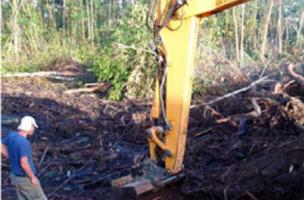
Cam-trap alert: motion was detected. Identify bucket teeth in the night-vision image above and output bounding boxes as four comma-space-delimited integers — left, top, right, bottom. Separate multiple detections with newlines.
111, 157, 180, 199
113, 179, 155, 200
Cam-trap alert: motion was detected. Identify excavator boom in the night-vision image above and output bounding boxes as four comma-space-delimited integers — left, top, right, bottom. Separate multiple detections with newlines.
112, 0, 253, 198
151, 0, 252, 174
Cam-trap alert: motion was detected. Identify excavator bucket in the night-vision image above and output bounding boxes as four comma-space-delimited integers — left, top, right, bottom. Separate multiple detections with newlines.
112, 176, 154, 199
111, 157, 182, 200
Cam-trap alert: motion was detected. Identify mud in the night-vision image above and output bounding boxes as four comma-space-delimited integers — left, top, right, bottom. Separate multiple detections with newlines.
1, 65, 304, 200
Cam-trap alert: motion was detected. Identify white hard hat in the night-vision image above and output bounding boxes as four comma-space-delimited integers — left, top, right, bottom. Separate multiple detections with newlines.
18, 116, 38, 132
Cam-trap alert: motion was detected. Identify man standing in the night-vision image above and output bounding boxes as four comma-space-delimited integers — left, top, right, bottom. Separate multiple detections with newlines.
1, 116, 48, 200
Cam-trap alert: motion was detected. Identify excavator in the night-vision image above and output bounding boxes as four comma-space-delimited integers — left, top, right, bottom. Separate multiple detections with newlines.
112, 0, 252, 199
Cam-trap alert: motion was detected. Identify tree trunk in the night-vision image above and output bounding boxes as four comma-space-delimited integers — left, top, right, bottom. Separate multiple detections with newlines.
277, 0, 283, 54
24, 2, 39, 53
81, 0, 86, 41
12, 0, 22, 61
233, 8, 240, 63
260, 0, 274, 61
86, 0, 91, 40
253, 0, 258, 50
81, 18, 86, 41
90, 0, 95, 45
296, 12, 304, 47
47, 0, 56, 29
62, 0, 68, 36
108, 0, 112, 26
240, 4, 245, 68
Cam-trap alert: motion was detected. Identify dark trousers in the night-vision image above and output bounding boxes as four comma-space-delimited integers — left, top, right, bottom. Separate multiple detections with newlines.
10, 173, 48, 200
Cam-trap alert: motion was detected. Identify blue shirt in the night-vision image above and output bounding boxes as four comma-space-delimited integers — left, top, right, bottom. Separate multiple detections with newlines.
2, 132, 36, 176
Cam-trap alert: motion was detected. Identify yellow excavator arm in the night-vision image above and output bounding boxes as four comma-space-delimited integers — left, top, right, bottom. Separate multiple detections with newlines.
150, 0, 252, 174
112, 0, 252, 198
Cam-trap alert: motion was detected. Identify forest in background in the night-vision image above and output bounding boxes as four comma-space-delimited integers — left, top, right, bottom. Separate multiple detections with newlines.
1, 0, 304, 100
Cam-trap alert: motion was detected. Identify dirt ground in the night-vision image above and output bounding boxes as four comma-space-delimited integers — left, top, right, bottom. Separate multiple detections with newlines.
1, 63, 304, 200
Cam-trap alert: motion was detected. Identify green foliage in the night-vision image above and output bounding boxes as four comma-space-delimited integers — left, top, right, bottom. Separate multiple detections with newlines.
90, 4, 155, 100
90, 50, 130, 100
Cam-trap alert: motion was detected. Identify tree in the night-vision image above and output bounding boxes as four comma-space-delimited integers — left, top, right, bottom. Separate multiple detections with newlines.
260, 0, 274, 61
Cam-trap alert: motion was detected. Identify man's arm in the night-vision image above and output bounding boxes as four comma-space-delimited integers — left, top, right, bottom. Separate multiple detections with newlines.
20, 157, 39, 186
1, 144, 9, 159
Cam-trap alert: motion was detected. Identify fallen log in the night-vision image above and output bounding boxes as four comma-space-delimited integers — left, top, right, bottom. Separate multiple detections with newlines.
47, 163, 89, 198
2, 115, 19, 125
2, 71, 77, 78
47, 76, 75, 81
200, 104, 238, 127
191, 76, 270, 108
64, 83, 109, 94
194, 127, 215, 137
287, 63, 304, 84
39, 147, 49, 167
215, 98, 263, 132
245, 191, 260, 200
251, 98, 262, 116
38, 161, 52, 177
84, 83, 100, 87
216, 110, 262, 125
